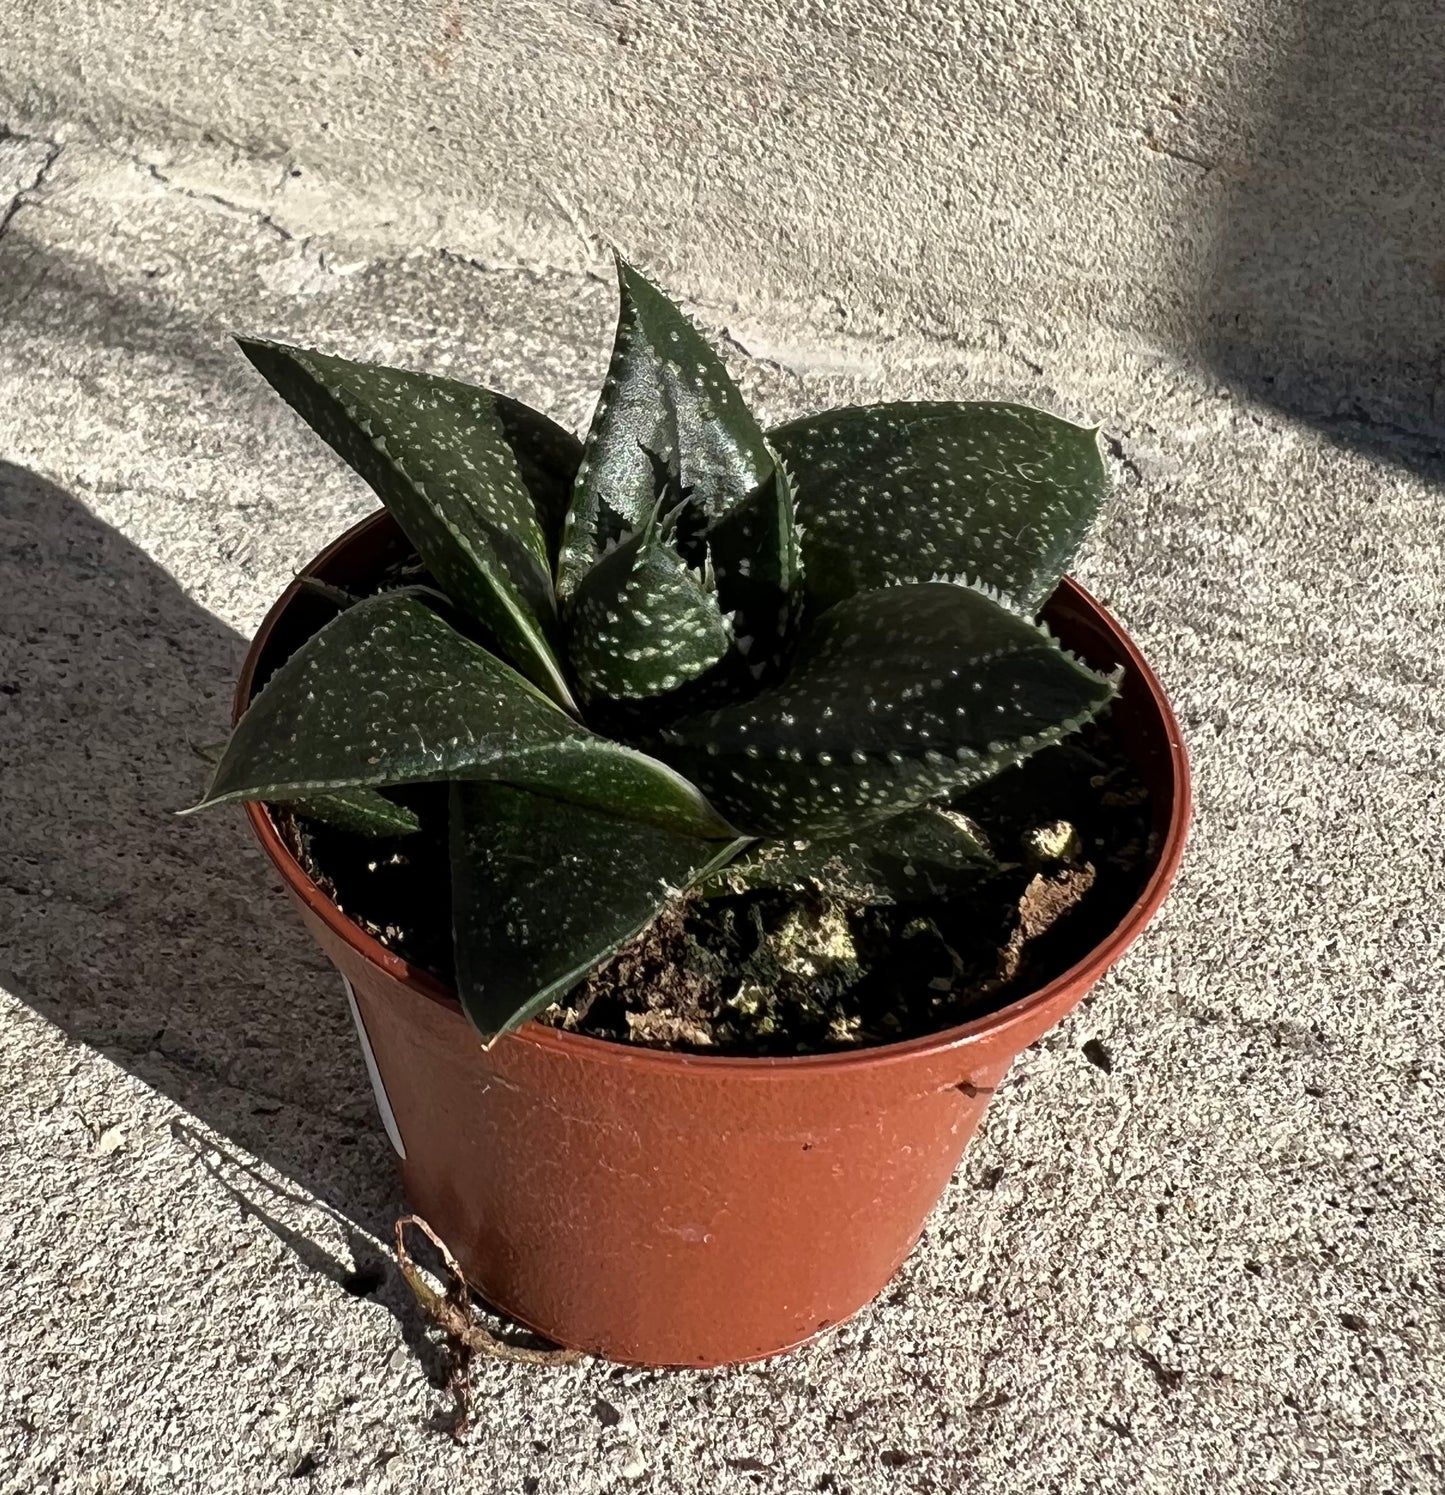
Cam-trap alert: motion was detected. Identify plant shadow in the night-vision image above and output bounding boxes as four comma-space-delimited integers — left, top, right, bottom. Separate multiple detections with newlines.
0, 458, 412, 1285
168, 1120, 452, 1389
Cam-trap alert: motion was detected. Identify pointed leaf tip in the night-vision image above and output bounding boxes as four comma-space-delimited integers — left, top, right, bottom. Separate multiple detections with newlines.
237, 337, 579, 711
557, 262, 772, 600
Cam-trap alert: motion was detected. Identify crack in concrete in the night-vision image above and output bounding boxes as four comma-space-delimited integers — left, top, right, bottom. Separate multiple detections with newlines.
1142, 129, 1217, 174
3, 129, 960, 378
1104, 433, 1144, 486
139, 158, 300, 246
7, 129, 1111, 395
0, 125, 64, 242
431, 243, 601, 285
717, 326, 806, 383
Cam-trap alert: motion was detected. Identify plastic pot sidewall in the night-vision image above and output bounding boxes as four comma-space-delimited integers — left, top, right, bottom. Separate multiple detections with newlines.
236, 510, 1192, 1366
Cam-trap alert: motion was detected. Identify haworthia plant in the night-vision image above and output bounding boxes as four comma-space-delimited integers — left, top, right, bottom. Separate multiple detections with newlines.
194, 255, 1118, 1044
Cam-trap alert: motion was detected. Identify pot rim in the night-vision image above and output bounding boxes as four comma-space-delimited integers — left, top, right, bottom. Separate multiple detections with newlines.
239, 509, 1191, 1077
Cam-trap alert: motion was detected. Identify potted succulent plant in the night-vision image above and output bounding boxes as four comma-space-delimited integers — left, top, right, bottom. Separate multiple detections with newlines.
191, 259, 1189, 1367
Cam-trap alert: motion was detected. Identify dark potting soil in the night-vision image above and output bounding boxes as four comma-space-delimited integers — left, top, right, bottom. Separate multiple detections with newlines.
276, 715, 1154, 1057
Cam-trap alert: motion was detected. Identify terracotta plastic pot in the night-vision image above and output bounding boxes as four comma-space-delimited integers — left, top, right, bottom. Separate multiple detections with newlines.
237, 510, 1190, 1368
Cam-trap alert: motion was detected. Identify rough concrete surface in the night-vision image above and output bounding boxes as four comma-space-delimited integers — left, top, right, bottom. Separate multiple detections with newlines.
1, 120, 1443, 1494
5, 1, 1445, 438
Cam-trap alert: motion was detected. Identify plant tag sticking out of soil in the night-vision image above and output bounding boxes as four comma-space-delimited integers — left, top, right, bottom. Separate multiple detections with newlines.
342, 977, 407, 1159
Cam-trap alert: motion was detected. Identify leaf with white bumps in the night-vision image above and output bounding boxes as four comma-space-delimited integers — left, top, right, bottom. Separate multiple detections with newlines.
557, 258, 773, 600
769, 402, 1106, 616
450, 782, 748, 1043
709, 805, 993, 903
238, 339, 579, 710
659, 583, 1116, 835
567, 515, 732, 702
192, 736, 419, 837
192, 592, 734, 839
285, 789, 421, 837
704, 448, 804, 687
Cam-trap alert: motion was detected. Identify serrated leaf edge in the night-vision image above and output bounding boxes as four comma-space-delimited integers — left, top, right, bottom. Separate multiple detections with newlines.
570, 521, 735, 703
927, 571, 1033, 618
658, 688, 1111, 775
769, 399, 1103, 440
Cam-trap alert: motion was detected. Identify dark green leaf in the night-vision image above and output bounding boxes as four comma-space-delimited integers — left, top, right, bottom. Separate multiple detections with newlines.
285, 789, 422, 837
770, 402, 1106, 615
557, 258, 772, 599
489, 395, 584, 557
189, 591, 734, 839
190, 736, 420, 836
704, 448, 803, 686
659, 583, 1116, 835
450, 782, 749, 1043
708, 806, 992, 903
237, 338, 578, 710
567, 512, 732, 702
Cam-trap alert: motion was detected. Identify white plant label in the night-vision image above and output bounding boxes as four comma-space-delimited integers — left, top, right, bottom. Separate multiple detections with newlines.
341, 976, 407, 1160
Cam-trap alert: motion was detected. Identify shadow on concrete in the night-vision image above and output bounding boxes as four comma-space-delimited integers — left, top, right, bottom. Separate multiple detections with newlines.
169, 1120, 452, 1388
0, 229, 244, 386
0, 459, 408, 1259
1199, 0, 1445, 472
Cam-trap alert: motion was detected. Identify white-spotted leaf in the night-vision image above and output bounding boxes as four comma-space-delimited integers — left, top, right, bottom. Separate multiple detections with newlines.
770, 402, 1106, 616
567, 518, 732, 702
659, 583, 1116, 835
704, 448, 803, 686
193, 592, 734, 840
238, 339, 580, 710
450, 782, 750, 1043
556, 259, 773, 599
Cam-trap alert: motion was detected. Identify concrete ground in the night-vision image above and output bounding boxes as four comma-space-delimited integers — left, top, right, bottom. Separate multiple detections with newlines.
1, 126, 1443, 1494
